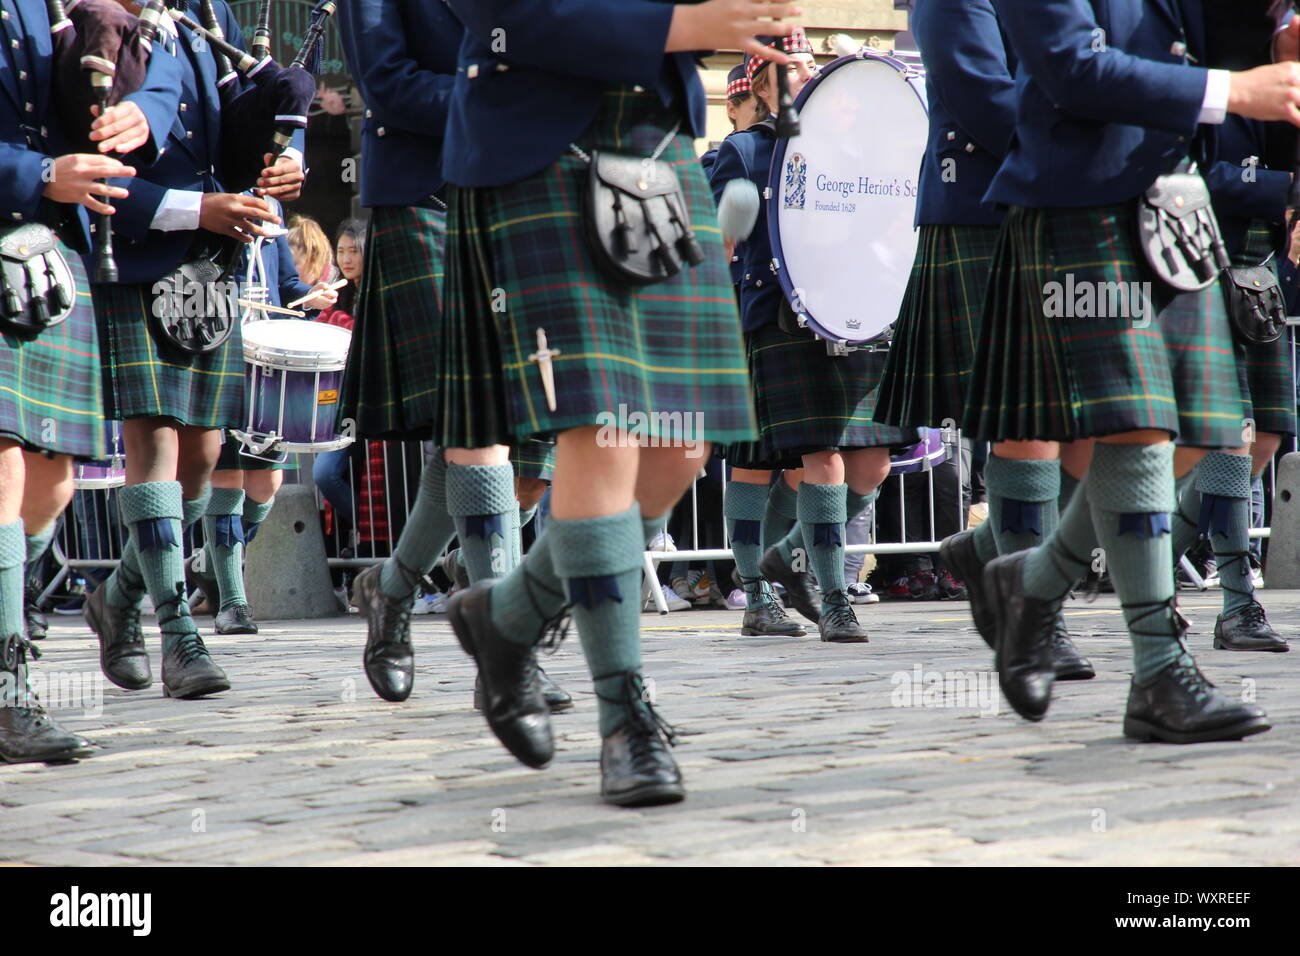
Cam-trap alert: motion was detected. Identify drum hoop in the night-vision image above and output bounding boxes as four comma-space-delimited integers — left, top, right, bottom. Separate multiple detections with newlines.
245, 352, 348, 372
766, 52, 928, 346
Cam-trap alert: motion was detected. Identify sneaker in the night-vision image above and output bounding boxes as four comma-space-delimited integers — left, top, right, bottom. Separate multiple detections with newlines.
725, 587, 747, 610
935, 568, 968, 600
662, 585, 691, 612
846, 582, 879, 604
410, 591, 438, 615
886, 576, 913, 600
909, 570, 941, 600
647, 530, 676, 552
427, 592, 452, 614
691, 572, 713, 604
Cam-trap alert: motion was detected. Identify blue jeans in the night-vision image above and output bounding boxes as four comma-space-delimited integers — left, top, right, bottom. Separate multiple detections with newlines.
313, 449, 354, 524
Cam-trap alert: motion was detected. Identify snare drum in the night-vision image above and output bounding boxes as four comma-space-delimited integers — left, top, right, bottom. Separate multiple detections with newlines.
768, 53, 928, 347
73, 421, 126, 490
233, 319, 354, 455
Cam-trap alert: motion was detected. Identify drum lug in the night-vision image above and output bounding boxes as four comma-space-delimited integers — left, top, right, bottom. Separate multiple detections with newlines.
826, 340, 850, 357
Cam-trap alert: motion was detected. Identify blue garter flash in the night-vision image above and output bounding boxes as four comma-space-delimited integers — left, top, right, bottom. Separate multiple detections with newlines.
1118, 512, 1171, 539
464, 513, 505, 540
1196, 494, 1233, 539
812, 522, 842, 548
1000, 499, 1042, 536
135, 517, 177, 552
214, 514, 245, 548
732, 520, 761, 546
567, 574, 623, 609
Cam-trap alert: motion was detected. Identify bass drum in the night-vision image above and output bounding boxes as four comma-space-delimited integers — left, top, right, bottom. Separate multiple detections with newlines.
768, 52, 928, 346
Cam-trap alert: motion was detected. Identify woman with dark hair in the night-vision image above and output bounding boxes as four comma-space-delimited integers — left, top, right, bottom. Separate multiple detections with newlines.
313, 218, 369, 528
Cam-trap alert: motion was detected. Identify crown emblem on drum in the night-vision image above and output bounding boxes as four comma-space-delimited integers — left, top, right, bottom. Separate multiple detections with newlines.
783, 152, 807, 210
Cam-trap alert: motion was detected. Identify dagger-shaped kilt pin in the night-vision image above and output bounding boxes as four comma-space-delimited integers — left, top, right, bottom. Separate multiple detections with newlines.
529, 328, 561, 412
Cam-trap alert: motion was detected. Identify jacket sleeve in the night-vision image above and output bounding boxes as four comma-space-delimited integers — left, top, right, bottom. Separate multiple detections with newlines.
105, 174, 169, 240
708, 136, 751, 208
275, 233, 312, 304
916, 0, 1017, 158
446, 0, 672, 86
0, 142, 52, 223
1205, 159, 1291, 223
120, 39, 183, 166
992, 0, 1206, 136
344, 0, 456, 135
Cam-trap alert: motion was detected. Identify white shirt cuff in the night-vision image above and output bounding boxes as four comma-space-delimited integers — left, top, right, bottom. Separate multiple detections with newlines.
150, 188, 203, 232
1197, 69, 1231, 126
281, 147, 306, 176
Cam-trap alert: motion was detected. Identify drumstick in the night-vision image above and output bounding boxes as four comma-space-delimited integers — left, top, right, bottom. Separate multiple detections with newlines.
285, 278, 347, 310
237, 298, 306, 317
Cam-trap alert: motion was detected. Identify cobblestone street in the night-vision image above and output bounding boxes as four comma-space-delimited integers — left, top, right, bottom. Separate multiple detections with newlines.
3, 591, 1299, 866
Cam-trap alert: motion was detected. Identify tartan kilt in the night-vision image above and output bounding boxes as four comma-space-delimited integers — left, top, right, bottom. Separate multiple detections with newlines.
93, 282, 245, 428
747, 320, 911, 461
875, 223, 1001, 428
1232, 223, 1296, 438
0, 241, 104, 459
215, 432, 295, 470
962, 203, 1245, 448
338, 204, 446, 440
437, 87, 756, 450
511, 438, 556, 482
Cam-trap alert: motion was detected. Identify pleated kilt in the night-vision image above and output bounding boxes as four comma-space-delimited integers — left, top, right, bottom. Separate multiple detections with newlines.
744, 320, 910, 463
93, 282, 245, 428
338, 204, 446, 440
0, 241, 104, 459
1233, 223, 1295, 438
962, 203, 1245, 448
437, 87, 756, 450
874, 222, 1001, 428
511, 438, 556, 482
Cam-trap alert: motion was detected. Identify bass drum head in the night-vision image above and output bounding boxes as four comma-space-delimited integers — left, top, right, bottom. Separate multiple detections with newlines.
768, 53, 928, 344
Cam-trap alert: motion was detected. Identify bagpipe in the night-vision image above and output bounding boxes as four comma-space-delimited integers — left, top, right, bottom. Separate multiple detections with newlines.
47, 0, 172, 284
169, 0, 337, 193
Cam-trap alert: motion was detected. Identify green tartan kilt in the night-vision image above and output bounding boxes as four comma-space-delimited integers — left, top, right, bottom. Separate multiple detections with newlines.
875, 223, 1000, 429
93, 282, 245, 429
746, 320, 910, 462
1232, 223, 1296, 438
511, 438, 556, 482
339, 204, 446, 440
437, 88, 756, 450
0, 241, 104, 459
215, 432, 295, 470
962, 203, 1246, 448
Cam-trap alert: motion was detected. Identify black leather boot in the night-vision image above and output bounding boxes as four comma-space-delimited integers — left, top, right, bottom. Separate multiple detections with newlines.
817, 589, 868, 643
597, 671, 684, 807
474, 668, 574, 712
448, 580, 553, 768
215, 604, 259, 635
939, 529, 995, 646
985, 552, 1058, 721
0, 633, 96, 763
23, 581, 47, 640
1051, 615, 1095, 680
1124, 648, 1271, 743
351, 563, 415, 702
1214, 601, 1289, 652
83, 579, 152, 690
740, 579, 806, 636
759, 545, 820, 623
157, 586, 230, 699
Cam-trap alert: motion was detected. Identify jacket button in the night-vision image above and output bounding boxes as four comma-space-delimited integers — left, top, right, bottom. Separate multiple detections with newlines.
946, 130, 956, 141
180, 103, 188, 112
377, 127, 386, 137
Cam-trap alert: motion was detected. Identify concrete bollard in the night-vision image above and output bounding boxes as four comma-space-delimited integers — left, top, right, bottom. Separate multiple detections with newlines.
1265, 452, 1300, 589
244, 484, 341, 618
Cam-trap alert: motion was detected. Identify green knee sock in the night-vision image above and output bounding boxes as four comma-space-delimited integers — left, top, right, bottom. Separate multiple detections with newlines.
763, 476, 799, 551
797, 482, 848, 613
1020, 474, 1097, 601
25, 525, 54, 569
1169, 471, 1199, 561
971, 520, 999, 564
847, 488, 876, 523
183, 489, 210, 533
725, 481, 769, 609
1088, 444, 1181, 682
505, 506, 522, 570
986, 455, 1061, 555
0, 521, 26, 638
550, 507, 646, 737
381, 452, 455, 600
1059, 467, 1079, 513
103, 483, 193, 611
488, 530, 566, 646
243, 496, 275, 545
445, 463, 515, 581
119, 482, 194, 653
202, 488, 246, 611
1195, 452, 1255, 617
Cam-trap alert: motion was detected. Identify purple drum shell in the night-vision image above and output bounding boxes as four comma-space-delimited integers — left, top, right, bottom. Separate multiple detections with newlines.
245, 363, 345, 448
73, 462, 126, 489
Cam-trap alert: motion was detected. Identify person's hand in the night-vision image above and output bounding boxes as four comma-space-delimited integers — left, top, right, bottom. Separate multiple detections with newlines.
300, 281, 339, 311
1275, 17, 1300, 63
1227, 62, 1300, 126
88, 101, 151, 155
1289, 216, 1300, 266
42, 154, 135, 215
316, 81, 346, 116
256, 153, 305, 202
667, 0, 801, 62
724, 238, 736, 262
199, 192, 281, 242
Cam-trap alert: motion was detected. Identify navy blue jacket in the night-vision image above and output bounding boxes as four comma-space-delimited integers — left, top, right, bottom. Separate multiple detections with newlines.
709, 121, 780, 333
1202, 116, 1291, 260
913, 0, 1017, 226
988, 0, 1209, 208
442, 0, 707, 187
95, 1, 304, 284
336, 0, 461, 207
0, 0, 180, 249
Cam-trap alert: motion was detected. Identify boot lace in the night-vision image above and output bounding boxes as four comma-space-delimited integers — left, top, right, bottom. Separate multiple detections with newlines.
596, 670, 679, 751
822, 589, 859, 629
